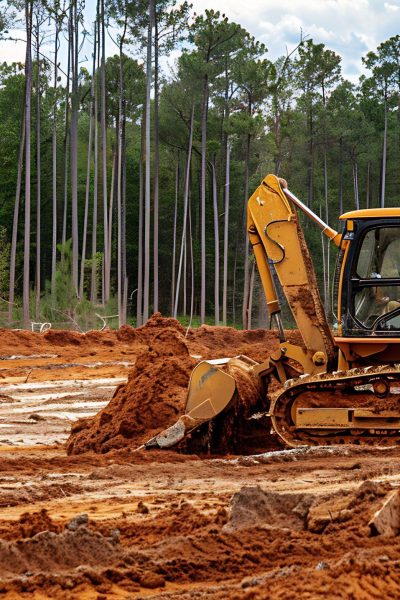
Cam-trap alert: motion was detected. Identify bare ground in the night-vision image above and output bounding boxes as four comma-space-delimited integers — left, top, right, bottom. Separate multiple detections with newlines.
0, 320, 399, 599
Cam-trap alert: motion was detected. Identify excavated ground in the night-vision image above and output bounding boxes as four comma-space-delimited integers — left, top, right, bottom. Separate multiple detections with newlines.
0, 315, 400, 599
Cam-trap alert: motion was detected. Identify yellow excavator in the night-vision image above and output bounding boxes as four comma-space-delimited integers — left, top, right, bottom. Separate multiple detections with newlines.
145, 174, 400, 450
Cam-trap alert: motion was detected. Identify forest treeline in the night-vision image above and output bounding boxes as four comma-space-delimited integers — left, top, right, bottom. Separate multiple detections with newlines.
0, 1, 399, 331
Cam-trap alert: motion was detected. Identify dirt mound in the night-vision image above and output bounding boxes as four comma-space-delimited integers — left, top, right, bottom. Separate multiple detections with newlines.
67, 326, 196, 454
0, 328, 38, 354
0, 510, 61, 541
0, 526, 119, 579
224, 485, 313, 532
84, 329, 117, 346
66, 321, 280, 455
43, 329, 83, 346
137, 312, 186, 335
187, 324, 281, 362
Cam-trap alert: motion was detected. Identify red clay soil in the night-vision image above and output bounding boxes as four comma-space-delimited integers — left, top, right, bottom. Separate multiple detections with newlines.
4, 321, 400, 599
67, 324, 196, 454
1, 451, 400, 599
66, 314, 285, 456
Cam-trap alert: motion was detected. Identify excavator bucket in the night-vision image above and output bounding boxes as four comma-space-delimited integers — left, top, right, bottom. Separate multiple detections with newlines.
144, 356, 263, 449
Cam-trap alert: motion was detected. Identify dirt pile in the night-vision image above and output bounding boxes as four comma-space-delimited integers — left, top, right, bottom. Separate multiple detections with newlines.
187, 323, 298, 362
0, 526, 119, 579
67, 314, 283, 455
224, 485, 313, 532
0, 323, 146, 366
67, 317, 196, 454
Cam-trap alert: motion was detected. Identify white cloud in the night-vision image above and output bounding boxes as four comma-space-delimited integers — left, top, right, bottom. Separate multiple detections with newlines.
186, 0, 399, 83
0, 42, 25, 64
384, 2, 400, 10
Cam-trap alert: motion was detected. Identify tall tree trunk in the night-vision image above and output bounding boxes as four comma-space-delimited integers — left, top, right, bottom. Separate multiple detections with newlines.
136, 118, 145, 326
62, 11, 71, 250
35, 15, 41, 319
107, 148, 116, 298
174, 105, 194, 318
143, 0, 154, 323
232, 231, 239, 326
222, 137, 230, 325
381, 97, 388, 208
256, 277, 268, 328
338, 137, 343, 216
188, 181, 195, 327
51, 16, 59, 298
79, 110, 93, 298
307, 105, 314, 208
117, 12, 127, 325
183, 224, 187, 316
117, 114, 123, 324
90, 26, 100, 303
211, 158, 219, 324
366, 161, 370, 209
101, 0, 109, 303
171, 159, 179, 314
200, 74, 209, 324
121, 114, 127, 324
79, 17, 97, 298
23, 1, 33, 326
242, 131, 251, 329
70, 0, 79, 293
353, 160, 359, 210
9, 108, 25, 323
247, 262, 255, 330
153, 11, 160, 313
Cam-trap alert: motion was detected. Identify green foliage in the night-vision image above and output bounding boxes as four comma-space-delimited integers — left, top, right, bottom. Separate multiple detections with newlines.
105, 54, 145, 120
0, 225, 10, 298
37, 241, 109, 331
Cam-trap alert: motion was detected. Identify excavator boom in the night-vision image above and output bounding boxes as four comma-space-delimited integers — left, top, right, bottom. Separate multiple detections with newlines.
247, 175, 337, 375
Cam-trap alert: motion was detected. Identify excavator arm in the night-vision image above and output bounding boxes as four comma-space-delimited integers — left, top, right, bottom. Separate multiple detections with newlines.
247, 174, 338, 377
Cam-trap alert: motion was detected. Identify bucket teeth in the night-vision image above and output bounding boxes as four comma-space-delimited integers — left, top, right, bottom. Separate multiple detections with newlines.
145, 415, 199, 449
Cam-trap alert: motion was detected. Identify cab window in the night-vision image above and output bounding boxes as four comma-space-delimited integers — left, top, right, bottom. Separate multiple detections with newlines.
356, 227, 400, 279
353, 227, 400, 329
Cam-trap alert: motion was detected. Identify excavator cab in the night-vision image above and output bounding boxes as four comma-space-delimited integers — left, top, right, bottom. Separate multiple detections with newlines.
334, 211, 400, 370
337, 213, 400, 337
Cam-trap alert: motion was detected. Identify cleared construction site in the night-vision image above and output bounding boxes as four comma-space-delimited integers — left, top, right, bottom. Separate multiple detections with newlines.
0, 315, 399, 599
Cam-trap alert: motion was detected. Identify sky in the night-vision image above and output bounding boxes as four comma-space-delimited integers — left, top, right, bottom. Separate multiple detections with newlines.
188, 0, 400, 82
1, 0, 399, 83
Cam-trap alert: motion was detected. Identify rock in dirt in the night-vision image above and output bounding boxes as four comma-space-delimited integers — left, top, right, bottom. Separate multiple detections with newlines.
137, 501, 149, 515
224, 485, 313, 532
0, 394, 16, 403
14, 510, 60, 539
307, 480, 388, 534
29, 413, 46, 422
307, 495, 351, 533
67, 513, 89, 530
369, 490, 400, 537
